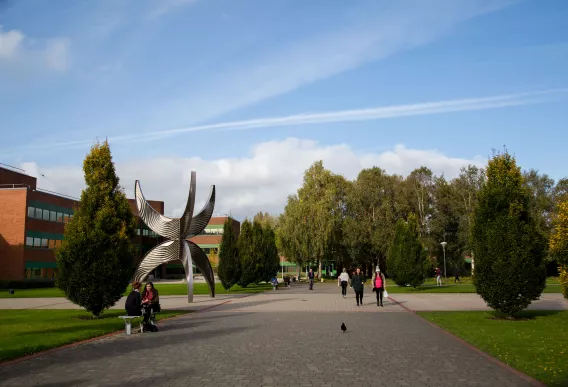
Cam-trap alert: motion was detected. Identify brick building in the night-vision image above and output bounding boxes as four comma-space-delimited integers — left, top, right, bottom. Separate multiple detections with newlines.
0, 164, 240, 281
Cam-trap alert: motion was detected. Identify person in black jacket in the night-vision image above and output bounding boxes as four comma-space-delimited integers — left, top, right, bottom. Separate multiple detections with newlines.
308, 268, 315, 290
125, 282, 142, 316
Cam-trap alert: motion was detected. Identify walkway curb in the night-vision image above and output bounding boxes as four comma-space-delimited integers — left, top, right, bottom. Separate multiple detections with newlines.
0, 298, 237, 368
387, 296, 546, 387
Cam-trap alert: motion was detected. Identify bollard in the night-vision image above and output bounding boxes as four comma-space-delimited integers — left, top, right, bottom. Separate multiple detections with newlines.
125, 321, 132, 335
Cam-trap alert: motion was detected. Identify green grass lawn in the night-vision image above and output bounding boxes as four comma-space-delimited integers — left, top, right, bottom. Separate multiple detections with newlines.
418, 310, 568, 387
0, 309, 189, 362
383, 283, 561, 294
0, 282, 272, 299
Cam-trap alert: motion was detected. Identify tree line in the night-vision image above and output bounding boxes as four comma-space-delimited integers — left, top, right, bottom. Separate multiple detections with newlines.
217, 216, 280, 290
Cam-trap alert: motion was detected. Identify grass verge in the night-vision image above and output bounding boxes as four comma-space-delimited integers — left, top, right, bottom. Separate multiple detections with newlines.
0, 309, 189, 362
385, 284, 561, 294
0, 282, 272, 298
418, 310, 568, 387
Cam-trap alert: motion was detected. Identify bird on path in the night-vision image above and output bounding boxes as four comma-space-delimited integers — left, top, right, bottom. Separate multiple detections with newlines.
341, 322, 347, 333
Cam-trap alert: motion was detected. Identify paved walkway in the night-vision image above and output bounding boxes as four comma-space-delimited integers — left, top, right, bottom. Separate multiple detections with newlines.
0, 283, 545, 386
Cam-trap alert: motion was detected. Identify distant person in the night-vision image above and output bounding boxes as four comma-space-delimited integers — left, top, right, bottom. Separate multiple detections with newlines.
372, 268, 386, 307
338, 268, 350, 298
308, 268, 315, 290
435, 267, 442, 286
141, 282, 160, 331
350, 267, 366, 306
453, 268, 461, 284
125, 282, 142, 316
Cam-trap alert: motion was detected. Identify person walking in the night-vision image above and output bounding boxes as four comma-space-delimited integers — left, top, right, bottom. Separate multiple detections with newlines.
435, 266, 442, 286
372, 268, 386, 307
338, 268, 349, 298
308, 268, 315, 290
453, 267, 461, 284
350, 267, 366, 306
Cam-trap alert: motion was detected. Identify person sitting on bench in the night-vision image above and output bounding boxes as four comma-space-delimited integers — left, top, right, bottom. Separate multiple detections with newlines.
125, 282, 142, 316
141, 282, 160, 331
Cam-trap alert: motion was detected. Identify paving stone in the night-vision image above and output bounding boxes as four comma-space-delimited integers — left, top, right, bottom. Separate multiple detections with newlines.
0, 283, 540, 386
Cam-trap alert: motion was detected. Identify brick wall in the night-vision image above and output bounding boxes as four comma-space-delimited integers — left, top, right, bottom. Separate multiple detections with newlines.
0, 167, 36, 189
0, 189, 27, 280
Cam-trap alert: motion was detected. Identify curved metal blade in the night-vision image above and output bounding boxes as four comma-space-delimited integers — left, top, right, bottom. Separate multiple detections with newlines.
180, 171, 196, 239
133, 240, 182, 282
187, 240, 215, 298
186, 184, 216, 238
135, 180, 180, 240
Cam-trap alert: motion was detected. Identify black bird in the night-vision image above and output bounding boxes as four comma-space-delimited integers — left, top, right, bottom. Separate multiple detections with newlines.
341, 322, 347, 333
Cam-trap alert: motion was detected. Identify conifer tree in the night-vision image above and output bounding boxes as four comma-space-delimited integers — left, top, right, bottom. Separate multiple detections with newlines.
251, 220, 265, 283
386, 214, 426, 288
217, 218, 241, 291
261, 225, 280, 282
472, 151, 546, 316
56, 141, 137, 317
237, 219, 255, 287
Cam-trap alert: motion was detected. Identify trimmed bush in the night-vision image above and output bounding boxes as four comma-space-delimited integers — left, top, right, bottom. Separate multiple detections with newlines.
471, 152, 546, 316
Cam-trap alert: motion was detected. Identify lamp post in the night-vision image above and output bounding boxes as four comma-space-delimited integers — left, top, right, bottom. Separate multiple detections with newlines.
281, 255, 284, 279
440, 241, 447, 278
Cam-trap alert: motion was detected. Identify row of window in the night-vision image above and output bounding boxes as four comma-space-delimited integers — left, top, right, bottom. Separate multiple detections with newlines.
27, 206, 73, 224
197, 228, 224, 236
136, 228, 159, 237
25, 236, 63, 249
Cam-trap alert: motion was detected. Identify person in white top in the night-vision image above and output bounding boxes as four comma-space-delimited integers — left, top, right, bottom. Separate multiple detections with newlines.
338, 268, 350, 298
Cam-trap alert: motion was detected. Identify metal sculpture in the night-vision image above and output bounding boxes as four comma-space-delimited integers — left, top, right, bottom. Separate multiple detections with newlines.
133, 171, 216, 302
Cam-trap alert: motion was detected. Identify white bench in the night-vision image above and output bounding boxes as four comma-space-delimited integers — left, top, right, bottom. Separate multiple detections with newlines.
118, 316, 143, 335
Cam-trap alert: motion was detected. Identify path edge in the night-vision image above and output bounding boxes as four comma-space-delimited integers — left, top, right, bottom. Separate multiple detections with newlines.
0, 297, 238, 368
388, 296, 546, 387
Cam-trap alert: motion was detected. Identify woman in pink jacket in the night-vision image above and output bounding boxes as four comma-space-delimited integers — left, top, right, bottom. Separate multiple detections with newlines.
372, 268, 387, 307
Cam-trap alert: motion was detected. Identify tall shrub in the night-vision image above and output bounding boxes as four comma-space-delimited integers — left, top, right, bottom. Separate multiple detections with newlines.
251, 220, 265, 284
56, 141, 137, 317
238, 220, 255, 287
471, 151, 546, 316
261, 226, 280, 282
550, 200, 568, 299
217, 218, 241, 291
387, 214, 426, 288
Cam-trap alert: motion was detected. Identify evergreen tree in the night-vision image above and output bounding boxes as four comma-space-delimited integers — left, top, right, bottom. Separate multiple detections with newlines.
251, 220, 265, 283
56, 141, 137, 317
386, 214, 426, 288
217, 218, 241, 291
550, 200, 568, 299
261, 226, 280, 282
238, 219, 255, 287
472, 151, 547, 316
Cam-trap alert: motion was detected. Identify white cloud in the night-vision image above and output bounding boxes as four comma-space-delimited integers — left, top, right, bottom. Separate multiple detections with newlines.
0, 25, 70, 71
45, 38, 71, 71
0, 28, 24, 57
21, 139, 484, 220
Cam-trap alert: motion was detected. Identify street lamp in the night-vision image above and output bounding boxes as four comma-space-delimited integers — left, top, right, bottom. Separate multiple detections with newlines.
440, 241, 447, 278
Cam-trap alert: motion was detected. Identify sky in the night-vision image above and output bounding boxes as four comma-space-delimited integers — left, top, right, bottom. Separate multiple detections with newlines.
1, 0, 567, 220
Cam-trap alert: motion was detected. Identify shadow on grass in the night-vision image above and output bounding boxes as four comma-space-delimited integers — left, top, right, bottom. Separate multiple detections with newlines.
488, 309, 564, 320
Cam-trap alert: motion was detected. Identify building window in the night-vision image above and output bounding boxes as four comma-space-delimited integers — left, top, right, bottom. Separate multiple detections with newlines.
42, 209, 49, 221
50, 211, 57, 222
26, 237, 33, 246
35, 208, 42, 218
41, 238, 48, 248
49, 240, 56, 249
27, 206, 35, 218
33, 238, 41, 247
56, 240, 62, 248
57, 212, 63, 222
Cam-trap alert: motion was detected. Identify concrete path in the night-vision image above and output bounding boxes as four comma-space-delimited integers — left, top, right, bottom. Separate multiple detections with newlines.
0, 283, 544, 387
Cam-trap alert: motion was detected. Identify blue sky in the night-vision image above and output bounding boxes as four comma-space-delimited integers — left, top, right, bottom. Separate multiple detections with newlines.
1, 0, 567, 217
